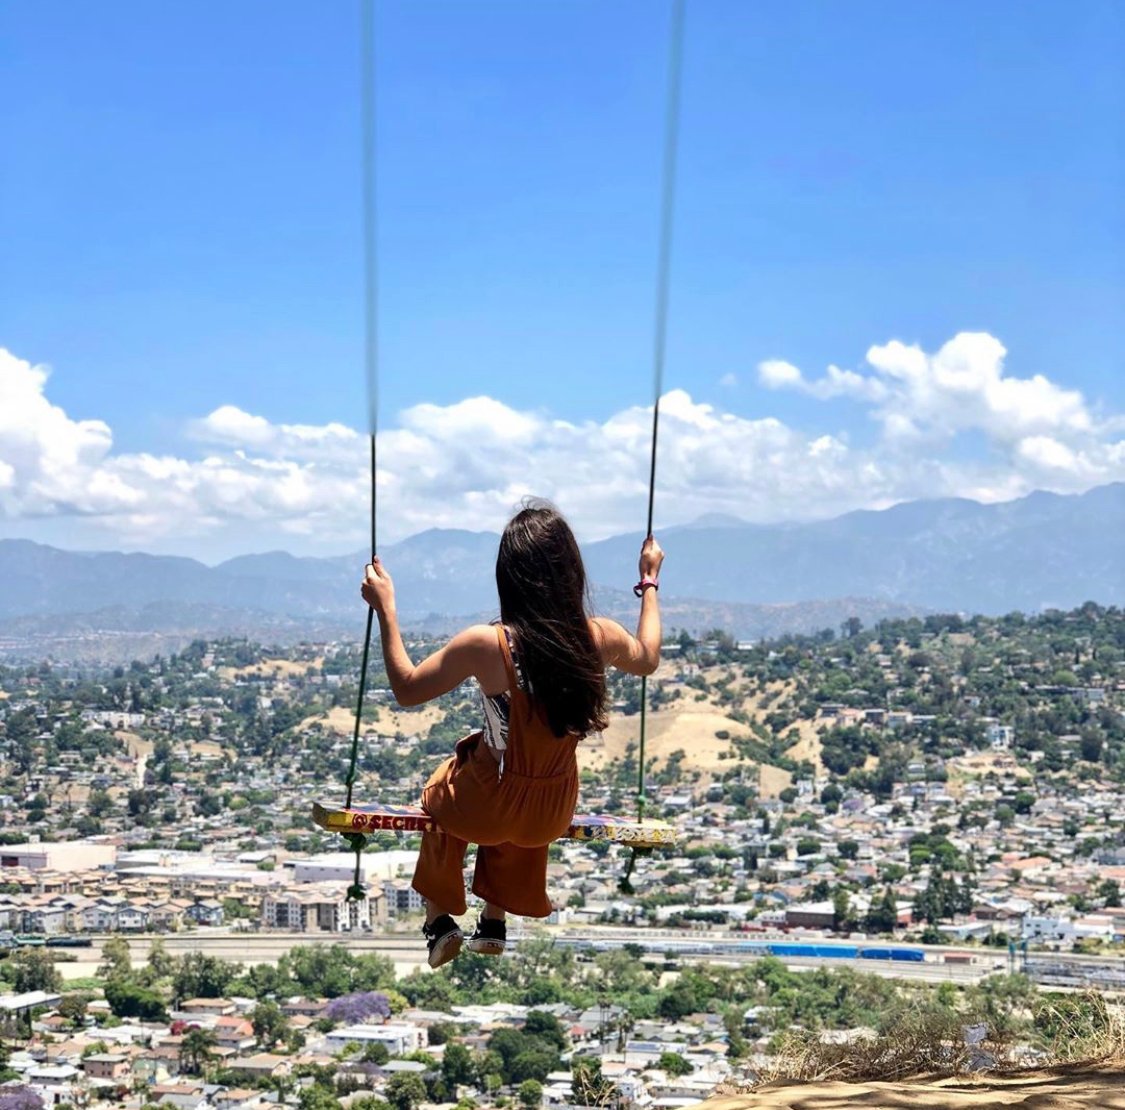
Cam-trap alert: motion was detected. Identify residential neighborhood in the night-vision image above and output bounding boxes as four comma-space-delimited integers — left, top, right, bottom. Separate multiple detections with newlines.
2, 604, 1124, 1108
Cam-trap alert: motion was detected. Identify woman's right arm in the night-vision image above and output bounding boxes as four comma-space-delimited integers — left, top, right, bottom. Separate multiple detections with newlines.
362, 557, 495, 706
593, 536, 664, 676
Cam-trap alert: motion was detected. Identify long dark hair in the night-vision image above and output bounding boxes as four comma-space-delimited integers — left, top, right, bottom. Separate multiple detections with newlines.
495, 500, 608, 738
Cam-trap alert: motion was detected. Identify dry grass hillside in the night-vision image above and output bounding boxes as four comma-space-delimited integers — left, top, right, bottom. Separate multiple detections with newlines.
218, 657, 321, 680
708, 1065, 1125, 1108
299, 703, 445, 737
576, 666, 830, 798
294, 661, 827, 797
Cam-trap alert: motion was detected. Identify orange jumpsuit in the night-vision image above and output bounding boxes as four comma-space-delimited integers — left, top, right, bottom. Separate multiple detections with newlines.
411, 624, 579, 918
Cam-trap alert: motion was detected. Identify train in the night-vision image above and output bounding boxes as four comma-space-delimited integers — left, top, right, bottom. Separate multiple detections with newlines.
0, 933, 93, 949
558, 936, 926, 963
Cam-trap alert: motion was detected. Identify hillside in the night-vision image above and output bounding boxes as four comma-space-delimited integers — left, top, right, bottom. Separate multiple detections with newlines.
709, 1064, 1125, 1107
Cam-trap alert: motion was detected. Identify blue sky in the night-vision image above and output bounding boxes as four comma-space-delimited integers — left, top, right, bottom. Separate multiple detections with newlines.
1, 1, 1123, 559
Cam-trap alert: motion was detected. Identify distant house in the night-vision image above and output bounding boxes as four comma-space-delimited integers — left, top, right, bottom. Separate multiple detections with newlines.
281, 997, 327, 1018
228, 1053, 293, 1080
214, 1016, 256, 1052
181, 998, 237, 1016
118, 906, 151, 932
213, 1089, 264, 1110
22, 906, 67, 934
151, 1082, 208, 1110
186, 901, 225, 927
84, 1053, 132, 1081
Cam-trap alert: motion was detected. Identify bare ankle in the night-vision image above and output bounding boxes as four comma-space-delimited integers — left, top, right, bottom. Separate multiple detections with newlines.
425, 903, 455, 927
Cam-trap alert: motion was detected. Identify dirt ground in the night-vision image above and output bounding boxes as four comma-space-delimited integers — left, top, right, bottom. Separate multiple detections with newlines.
115, 730, 153, 757
708, 1064, 1125, 1108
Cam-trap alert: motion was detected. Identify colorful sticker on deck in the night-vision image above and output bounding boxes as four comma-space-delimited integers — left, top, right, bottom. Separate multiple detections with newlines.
312, 802, 676, 847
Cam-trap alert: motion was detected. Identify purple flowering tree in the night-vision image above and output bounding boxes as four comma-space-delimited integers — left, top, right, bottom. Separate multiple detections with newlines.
324, 991, 391, 1025
0, 1088, 46, 1110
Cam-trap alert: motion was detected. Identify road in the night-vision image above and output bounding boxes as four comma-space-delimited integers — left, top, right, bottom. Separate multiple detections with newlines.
56, 932, 431, 981
49, 928, 1013, 985
45, 926, 1124, 990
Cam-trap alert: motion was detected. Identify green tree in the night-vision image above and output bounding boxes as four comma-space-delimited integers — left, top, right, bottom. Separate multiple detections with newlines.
146, 939, 175, 981
523, 1011, 566, 1051
510, 1051, 555, 1084
657, 978, 699, 1021
57, 993, 92, 1029
657, 1052, 692, 1077
1080, 733, 1104, 763
298, 1085, 341, 1110
832, 888, 856, 932
172, 953, 239, 1004
385, 1074, 427, 1110
518, 1080, 543, 1109
1097, 879, 1121, 908
10, 949, 63, 993
288, 945, 394, 999
98, 937, 133, 981
250, 1001, 290, 1049
441, 1042, 476, 1088
863, 887, 898, 934
104, 980, 168, 1022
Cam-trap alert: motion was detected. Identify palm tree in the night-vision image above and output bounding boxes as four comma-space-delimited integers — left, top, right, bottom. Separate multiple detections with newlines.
179, 1027, 218, 1076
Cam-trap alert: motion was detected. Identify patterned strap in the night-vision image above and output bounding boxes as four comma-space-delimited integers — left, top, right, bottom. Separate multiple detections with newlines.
495, 622, 521, 694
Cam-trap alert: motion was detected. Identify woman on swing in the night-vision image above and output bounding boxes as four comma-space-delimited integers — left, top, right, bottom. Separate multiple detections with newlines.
361, 500, 664, 968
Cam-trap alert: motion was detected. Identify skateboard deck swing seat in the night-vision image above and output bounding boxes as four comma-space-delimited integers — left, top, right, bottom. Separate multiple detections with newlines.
312, 802, 676, 902
311, 800, 677, 847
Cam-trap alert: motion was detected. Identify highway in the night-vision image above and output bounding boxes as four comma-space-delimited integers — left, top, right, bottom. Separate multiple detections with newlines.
42, 925, 1124, 990
44, 927, 1054, 986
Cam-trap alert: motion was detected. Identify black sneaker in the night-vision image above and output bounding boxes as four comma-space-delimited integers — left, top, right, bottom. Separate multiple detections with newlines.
422, 915, 463, 969
466, 915, 507, 956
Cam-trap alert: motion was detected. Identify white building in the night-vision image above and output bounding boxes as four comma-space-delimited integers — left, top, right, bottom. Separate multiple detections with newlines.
985, 722, 1014, 749
384, 881, 425, 917
291, 850, 418, 886
260, 884, 378, 932
0, 841, 116, 872
323, 1023, 425, 1055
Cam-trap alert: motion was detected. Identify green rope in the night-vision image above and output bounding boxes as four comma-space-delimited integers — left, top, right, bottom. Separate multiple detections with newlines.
624, 0, 684, 892
342, 0, 380, 903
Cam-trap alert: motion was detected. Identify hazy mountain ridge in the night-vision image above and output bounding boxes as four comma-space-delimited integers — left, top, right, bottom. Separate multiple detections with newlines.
1, 484, 1121, 661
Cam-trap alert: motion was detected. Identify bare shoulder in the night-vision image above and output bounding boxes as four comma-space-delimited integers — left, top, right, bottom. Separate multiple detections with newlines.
451, 623, 502, 655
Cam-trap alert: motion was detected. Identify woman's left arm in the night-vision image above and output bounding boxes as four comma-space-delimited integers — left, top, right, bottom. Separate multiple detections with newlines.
362, 558, 493, 706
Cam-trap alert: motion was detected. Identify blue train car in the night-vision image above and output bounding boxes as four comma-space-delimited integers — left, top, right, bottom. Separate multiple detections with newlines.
858, 946, 924, 962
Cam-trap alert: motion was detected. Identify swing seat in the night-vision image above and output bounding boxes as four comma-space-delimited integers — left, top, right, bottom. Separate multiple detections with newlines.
311, 801, 677, 848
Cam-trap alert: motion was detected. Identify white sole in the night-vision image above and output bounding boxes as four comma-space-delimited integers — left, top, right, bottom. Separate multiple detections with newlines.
465, 937, 506, 956
427, 929, 463, 969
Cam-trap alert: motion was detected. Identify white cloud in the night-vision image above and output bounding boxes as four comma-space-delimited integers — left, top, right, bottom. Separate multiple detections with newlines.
759, 331, 1096, 442
719, 372, 738, 388
758, 359, 803, 389
1, 337, 1123, 559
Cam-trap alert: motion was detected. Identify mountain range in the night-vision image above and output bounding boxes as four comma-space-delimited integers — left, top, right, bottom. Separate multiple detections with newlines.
0, 483, 1121, 660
